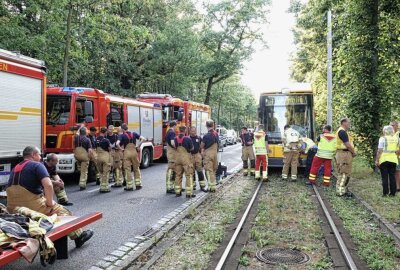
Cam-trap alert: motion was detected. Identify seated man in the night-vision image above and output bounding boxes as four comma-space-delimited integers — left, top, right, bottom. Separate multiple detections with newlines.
44, 153, 73, 206
6, 146, 93, 248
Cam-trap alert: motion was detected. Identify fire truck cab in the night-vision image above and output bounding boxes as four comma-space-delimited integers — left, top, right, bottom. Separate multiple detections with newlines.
46, 87, 163, 174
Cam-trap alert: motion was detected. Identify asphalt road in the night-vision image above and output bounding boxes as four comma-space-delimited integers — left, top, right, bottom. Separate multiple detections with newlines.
3, 143, 243, 270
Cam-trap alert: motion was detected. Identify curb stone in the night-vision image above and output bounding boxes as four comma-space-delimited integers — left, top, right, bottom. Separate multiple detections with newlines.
90, 165, 243, 270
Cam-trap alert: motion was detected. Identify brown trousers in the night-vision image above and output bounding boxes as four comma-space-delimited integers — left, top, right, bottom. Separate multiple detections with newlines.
204, 143, 218, 191
123, 144, 141, 189
335, 150, 353, 195
7, 185, 81, 239
174, 147, 193, 194
282, 150, 300, 179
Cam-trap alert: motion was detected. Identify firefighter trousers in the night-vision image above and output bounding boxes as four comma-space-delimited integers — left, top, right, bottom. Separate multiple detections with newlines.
97, 148, 112, 191
123, 144, 141, 189
242, 146, 255, 175
204, 144, 218, 191
174, 147, 193, 195
282, 150, 299, 180
255, 155, 268, 180
309, 156, 332, 186
166, 146, 176, 191
335, 150, 353, 196
192, 153, 205, 188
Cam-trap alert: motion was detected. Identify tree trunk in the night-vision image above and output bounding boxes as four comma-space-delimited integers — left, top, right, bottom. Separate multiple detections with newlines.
204, 77, 214, 105
217, 98, 222, 125
62, 3, 73, 87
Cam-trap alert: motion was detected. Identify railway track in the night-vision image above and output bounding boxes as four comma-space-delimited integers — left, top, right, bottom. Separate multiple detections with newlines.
214, 178, 368, 270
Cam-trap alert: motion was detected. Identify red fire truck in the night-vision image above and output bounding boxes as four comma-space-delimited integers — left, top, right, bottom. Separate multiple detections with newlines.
46, 87, 163, 174
136, 93, 211, 144
0, 49, 46, 188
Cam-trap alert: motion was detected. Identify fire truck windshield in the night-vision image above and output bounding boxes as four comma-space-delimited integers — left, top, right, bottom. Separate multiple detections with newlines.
47, 95, 71, 125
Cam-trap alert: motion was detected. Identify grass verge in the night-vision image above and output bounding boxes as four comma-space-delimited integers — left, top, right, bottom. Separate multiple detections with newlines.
150, 175, 256, 270
324, 186, 400, 270
349, 157, 400, 223
241, 177, 332, 270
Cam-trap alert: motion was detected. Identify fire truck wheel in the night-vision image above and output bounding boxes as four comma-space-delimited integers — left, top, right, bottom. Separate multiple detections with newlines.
140, 148, 151, 169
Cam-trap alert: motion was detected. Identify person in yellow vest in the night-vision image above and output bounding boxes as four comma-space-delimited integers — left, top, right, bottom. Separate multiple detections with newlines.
254, 125, 269, 181
335, 118, 357, 196
375, 125, 400, 196
390, 121, 400, 191
282, 124, 302, 181
309, 125, 337, 186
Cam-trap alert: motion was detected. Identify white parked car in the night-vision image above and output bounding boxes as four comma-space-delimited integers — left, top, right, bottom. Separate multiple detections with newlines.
226, 129, 238, 145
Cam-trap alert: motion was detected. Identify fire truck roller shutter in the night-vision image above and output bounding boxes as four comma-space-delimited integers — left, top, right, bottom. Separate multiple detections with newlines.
201, 112, 209, 136
0, 72, 42, 158
154, 109, 162, 145
140, 107, 154, 141
127, 106, 140, 132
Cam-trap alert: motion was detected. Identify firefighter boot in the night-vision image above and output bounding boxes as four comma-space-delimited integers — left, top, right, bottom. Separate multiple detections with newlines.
112, 169, 123, 187
262, 170, 268, 182
255, 170, 261, 180
124, 168, 134, 191
250, 160, 256, 176
198, 171, 206, 191
336, 174, 347, 196
166, 169, 175, 194
243, 160, 248, 176
192, 172, 197, 190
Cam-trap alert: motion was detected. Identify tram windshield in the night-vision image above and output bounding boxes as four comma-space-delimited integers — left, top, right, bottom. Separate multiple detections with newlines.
260, 95, 313, 143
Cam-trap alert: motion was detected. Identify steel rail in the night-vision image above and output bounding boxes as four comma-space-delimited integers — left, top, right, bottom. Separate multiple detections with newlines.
215, 180, 263, 270
312, 185, 358, 270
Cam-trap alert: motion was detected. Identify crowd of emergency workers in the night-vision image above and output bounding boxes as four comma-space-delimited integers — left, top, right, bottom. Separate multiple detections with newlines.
242, 118, 400, 198
2, 116, 399, 265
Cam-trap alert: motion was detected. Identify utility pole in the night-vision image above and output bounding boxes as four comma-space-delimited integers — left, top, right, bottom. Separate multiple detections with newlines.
327, 10, 333, 126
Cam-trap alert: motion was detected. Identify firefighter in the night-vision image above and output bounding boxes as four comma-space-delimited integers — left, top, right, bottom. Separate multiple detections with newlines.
282, 124, 302, 181
189, 127, 206, 192
254, 125, 269, 181
44, 153, 73, 206
74, 126, 93, 190
302, 136, 317, 179
165, 121, 177, 194
201, 120, 219, 192
390, 121, 400, 191
6, 146, 94, 247
96, 127, 112, 193
335, 118, 357, 196
241, 127, 255, 176
117, 123, 144, 191
375, 125, 400, 196
88, 126, 99, 184
309, 125, 337, 187
174, 126, 195, 198
107, 125, 123, 188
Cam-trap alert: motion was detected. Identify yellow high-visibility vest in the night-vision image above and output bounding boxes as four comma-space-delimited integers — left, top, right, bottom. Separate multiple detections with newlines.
336, 127, 353, 150
379, 135, 399, 165
316, 133, 337, 159
254, 130, 268, 155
